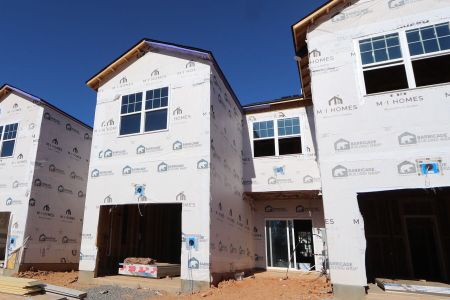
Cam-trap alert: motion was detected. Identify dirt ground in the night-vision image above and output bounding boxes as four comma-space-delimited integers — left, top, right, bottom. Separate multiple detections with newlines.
15, 270, 333, 300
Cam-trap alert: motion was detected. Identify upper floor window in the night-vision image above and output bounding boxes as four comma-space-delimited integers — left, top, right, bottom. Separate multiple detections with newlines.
357, 22, 450, 95
253, 117, 301, 157
253, 121, 275, 157
359, 34, 402, 65
406, 22, 450, 87
407, 23, 450, 56
277, 118, 301, 155
359, 33, 408, 94
119, 87, 169, 136
0, 123, 18, 157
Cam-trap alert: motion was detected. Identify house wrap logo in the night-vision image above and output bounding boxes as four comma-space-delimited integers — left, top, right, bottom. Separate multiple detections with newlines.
398, 131, 450, 146
104, 195, 113, 204
58, 185, 73, 194
96, 118, 117, 135
172, 107, 191, 121
122, 165, 148, 175
331, 7, 371, 22
334, 138, 381, 152
316, 96, 357, 117
37, 204, 54, 219
61, 209, 75, 222
98, 148, 128, 158
157, 162, 186, 173
197, 159, 209, 169
136, 144, 162, 154
12, 180, 27, 189
308, 49, 335, 67
43, 112, 61, 124
332, 164, 380, 178
397, 161, 417, 175
388, 0, 422, 9
68, 147, 81, 160
38, 233, 56, 242
303, 175, 320, 184
49, 164, 65, 175
267, 176, 293, 185
112, 76, 133, 89
375, 92, 424, 109
70, 171, 83, 181
62, 236, 77, 244
90, 168, 114, 178
172, 140, 201, 151
34, 178, 52, 189
65, 123, 80, 135
29, 198, 36, 207
5, 197, 21, 206
46, 138, 63, 153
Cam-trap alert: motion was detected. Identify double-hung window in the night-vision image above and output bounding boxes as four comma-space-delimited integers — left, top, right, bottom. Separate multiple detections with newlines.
359, 33, 408, 94
252, 117, 302, 157
358, 22, 450, 95
406, 22, 450, 87
120, 92, 142, 135
277, 118, 301, 155
253, 121, 275, 157
0, 123, 18, 157
119, 87, 169, 136
144, 87, 168, 132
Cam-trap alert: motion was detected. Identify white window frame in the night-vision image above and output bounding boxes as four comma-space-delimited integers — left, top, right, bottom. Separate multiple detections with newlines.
0, 122, 19, 158
118, 86, 170, 137
252, 116, 302, 158
355, 21, 450, 96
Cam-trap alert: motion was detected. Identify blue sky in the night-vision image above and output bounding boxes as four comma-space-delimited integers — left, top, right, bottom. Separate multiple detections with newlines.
0, 0, 326, 125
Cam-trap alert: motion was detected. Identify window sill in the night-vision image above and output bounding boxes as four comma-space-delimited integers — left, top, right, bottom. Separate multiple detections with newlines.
363, 81, 450, 98
117, 128, 169, 138
253, 153, 308, 159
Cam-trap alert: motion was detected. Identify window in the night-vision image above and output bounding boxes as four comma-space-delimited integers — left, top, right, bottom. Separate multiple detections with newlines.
277, 118, 301, 155
120, 93, 142, 135
0, 123, 18, 157
407, 22, 450, 87
407, 23, 450, 56
359, 33, 408, 94
359, 34, 402, 65
119, 87, 169, 136
357, 22, 450, 95
253, 121, 275, 157
252, 117, 302, 157
144, 87, 168, 132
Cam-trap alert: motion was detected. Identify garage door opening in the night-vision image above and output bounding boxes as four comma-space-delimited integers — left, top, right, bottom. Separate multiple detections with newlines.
358, 188, 450, 283
95, 204, 182, 278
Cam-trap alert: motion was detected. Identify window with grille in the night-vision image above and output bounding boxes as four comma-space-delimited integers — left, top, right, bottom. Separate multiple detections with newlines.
0, 123, 18, 157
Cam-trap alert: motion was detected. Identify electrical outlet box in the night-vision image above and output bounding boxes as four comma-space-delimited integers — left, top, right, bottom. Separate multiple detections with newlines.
417, 159, 442, 175
186, 236, 199, 251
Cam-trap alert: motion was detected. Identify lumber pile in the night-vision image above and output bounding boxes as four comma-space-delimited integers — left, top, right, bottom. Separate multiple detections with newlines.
0, 276, 43, 295
44, 284, 87, 299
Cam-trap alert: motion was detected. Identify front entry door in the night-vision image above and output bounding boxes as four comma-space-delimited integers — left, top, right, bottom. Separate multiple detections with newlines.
265, 219, 314, 270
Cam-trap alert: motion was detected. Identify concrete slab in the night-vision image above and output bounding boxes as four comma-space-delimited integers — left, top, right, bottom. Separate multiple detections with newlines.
91, 275, 181, 293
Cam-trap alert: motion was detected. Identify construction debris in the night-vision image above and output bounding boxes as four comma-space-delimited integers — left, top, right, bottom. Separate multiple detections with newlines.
43, 284, 87, 299
0, 276, 43, 296
376, 278, 450, 297
124, 257, 157, 265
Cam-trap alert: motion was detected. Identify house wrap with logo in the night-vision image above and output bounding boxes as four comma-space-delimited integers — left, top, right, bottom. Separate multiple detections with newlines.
293, 0, 450, 298
78, 38, 324, 291
0, 84, 92, 273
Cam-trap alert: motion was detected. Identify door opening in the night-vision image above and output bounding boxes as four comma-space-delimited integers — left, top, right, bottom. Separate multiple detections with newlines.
405, 217, 442, 281
96, 204, 182, 277
0, 212, 10, 266
265, 219, 315, 270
